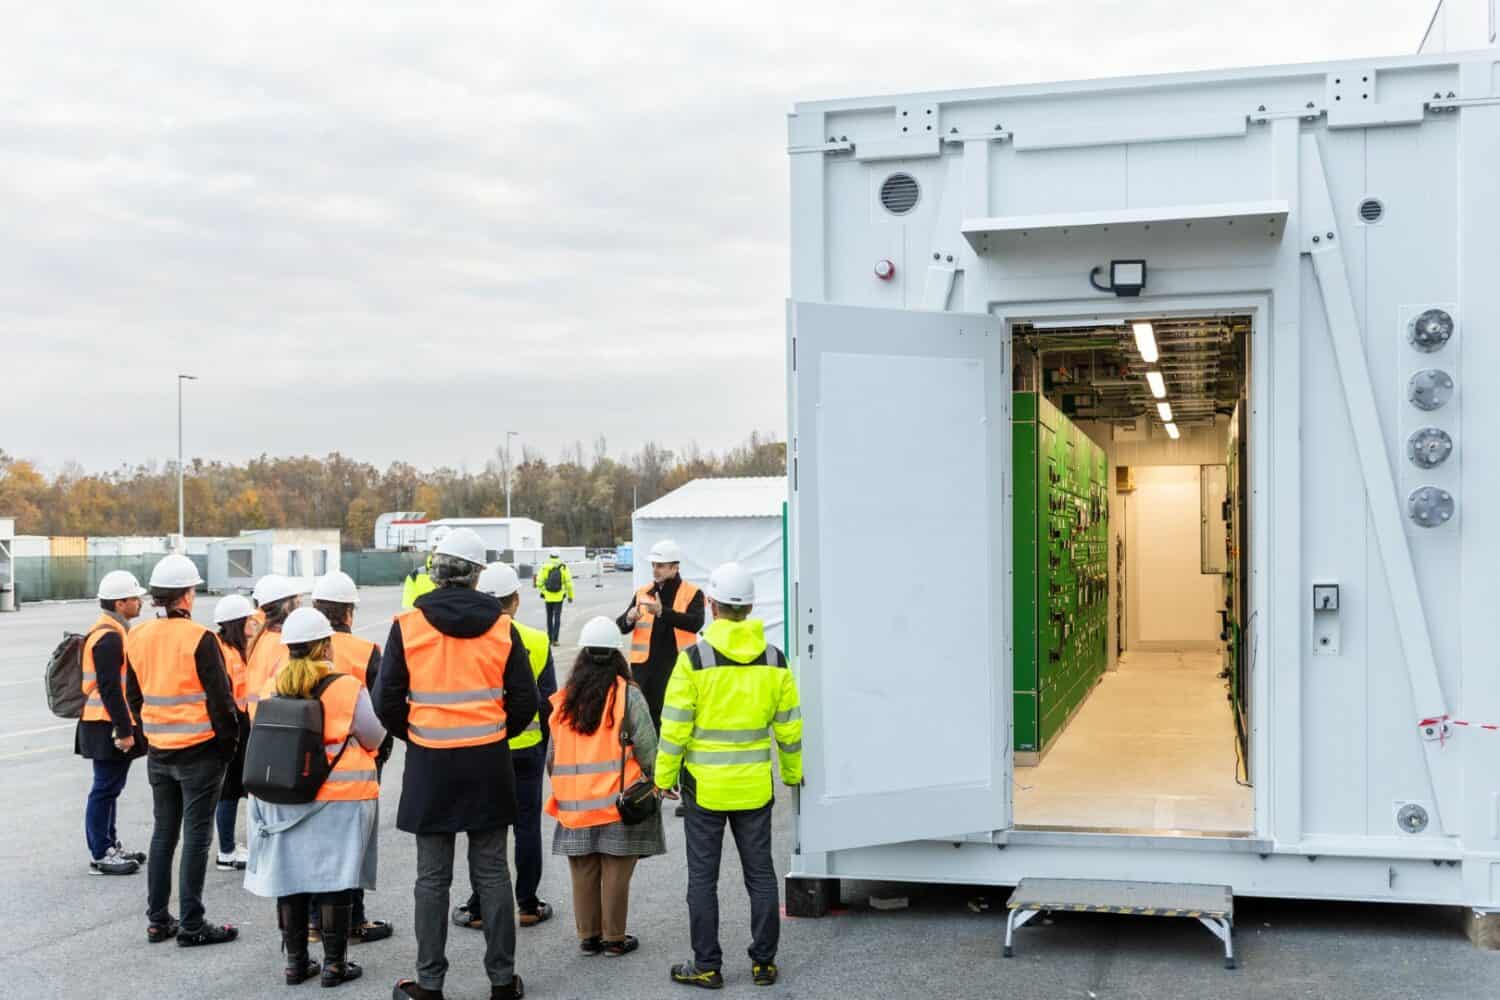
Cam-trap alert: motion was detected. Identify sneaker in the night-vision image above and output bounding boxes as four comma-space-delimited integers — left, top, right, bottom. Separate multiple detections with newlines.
752, 962, 779, 986
89, 848, 139, 876
215, 846, 248, 871
113, 842, 147, 864
670, 962, 724, 990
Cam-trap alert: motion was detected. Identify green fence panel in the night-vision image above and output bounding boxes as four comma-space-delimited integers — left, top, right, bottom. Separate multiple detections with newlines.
341, 550, 426, 587
13, 554, 209, 604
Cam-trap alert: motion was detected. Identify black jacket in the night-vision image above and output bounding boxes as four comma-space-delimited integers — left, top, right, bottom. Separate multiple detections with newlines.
616, 574, 706, 721
74, 623, 147, 762
375, 586, 542, 834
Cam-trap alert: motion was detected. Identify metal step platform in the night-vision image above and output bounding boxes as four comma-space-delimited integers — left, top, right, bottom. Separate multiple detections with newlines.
1004, 877, 1236, 968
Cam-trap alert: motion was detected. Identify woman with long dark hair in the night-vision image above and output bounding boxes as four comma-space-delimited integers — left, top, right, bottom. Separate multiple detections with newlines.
211, 595, 257, 872
545, 617, 666, 957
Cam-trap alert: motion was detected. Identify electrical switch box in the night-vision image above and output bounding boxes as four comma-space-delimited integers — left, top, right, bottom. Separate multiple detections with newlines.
1313, 582, 1340, 655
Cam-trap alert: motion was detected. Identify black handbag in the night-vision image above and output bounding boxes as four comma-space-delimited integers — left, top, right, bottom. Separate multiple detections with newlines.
615, 733, 659, 826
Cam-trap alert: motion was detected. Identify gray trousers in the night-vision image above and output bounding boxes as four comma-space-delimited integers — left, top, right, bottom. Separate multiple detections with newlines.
414, 827, 516, 989
683, 778, 779, 971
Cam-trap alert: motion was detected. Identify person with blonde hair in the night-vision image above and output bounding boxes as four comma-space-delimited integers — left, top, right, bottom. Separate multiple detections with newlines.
244, 607, 385, 988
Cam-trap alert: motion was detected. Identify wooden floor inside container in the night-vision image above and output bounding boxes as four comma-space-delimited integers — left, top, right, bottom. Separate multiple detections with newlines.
1012, 648, 1253, 834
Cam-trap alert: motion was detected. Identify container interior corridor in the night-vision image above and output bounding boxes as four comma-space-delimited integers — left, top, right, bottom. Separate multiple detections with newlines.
1009, 314, 1254, 836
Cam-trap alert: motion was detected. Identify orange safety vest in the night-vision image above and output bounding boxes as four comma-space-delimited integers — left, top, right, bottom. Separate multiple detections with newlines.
316, 673, 380, 802
398, 610, 511, 749
218, 637, 249, 712
126, 617, 216, 751
81, 615, 133, 726
628, 580, 701, 664
330, 631, 378, 686
545, 678, 643, 828
244, 628, 287, 719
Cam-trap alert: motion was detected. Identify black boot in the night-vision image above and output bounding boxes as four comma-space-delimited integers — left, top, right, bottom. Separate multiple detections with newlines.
319, 901, 363, 988
279, 897, 319, 985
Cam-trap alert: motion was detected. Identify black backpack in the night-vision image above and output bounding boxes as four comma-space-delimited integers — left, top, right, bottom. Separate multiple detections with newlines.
544, 563, 564, 594
242, 675, 348, 804
45, 626, 107, 719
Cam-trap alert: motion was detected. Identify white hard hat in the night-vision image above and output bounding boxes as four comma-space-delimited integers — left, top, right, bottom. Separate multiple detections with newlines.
253, 574, 308, 607
280, 606, 334, 645
477, 562, 521, 598
212, 594, 254, 624
311, 571, 360, 605
97, 570, 147, 602
435, 527, 488, 568
148, 553, 203, 590
648, 540, 682, 564
706, 562, 755, 605
548, 547, 560, 558
579, 615, 623, 651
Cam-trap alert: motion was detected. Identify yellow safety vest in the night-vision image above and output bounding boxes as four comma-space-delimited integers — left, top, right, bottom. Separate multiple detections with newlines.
509, 621, 549, 750
655, 617, 803, 812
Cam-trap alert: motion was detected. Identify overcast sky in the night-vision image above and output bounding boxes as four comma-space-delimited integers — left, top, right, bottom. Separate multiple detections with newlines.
2, 1, 1431, 474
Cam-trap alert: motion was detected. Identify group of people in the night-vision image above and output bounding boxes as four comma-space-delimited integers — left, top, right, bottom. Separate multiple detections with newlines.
75, 531, 803, 996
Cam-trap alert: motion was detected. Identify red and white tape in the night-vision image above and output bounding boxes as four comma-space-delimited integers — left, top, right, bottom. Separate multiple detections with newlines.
1419, 715, 1500, 744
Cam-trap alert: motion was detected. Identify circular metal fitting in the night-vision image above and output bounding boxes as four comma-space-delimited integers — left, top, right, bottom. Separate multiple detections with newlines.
1396, 803, 1429, 834
1408, 308, 1455, 353
1407, 427, 1453, 468
1407, 487, 1455, 528
1407, 369, 1454, 411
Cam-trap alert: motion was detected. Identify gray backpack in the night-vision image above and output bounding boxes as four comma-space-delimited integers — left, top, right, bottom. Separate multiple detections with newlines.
45, 627, 105, 719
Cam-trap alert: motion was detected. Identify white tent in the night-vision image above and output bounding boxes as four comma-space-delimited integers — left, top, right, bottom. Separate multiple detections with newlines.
631, 477, 788, 651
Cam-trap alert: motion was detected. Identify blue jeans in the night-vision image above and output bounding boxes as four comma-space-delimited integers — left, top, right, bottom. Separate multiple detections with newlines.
85, 758, 134, 860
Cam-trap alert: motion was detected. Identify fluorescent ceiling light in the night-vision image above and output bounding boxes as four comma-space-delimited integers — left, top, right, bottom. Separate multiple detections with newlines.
1145, 371, 1166, 398
1165, 422, 1181, 440
1157, 401, 1174, 422
1132, 322, 1159, 363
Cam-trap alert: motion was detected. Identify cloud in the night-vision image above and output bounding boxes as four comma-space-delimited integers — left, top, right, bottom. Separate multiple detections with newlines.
1, 0, 1430, 471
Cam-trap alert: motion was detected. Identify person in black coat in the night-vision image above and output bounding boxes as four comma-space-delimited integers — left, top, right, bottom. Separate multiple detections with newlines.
375, 529, 541, 1000
75, 571, 150, 876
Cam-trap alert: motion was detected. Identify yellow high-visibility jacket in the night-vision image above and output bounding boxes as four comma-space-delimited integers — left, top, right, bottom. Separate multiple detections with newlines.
401, 557, 436, 610
535, 559, 574, 603
655, 617, 802, 811
509, 620, 551, 751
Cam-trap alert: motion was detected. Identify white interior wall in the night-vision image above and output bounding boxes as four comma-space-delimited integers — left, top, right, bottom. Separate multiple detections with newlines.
1125, 466, 1222, 647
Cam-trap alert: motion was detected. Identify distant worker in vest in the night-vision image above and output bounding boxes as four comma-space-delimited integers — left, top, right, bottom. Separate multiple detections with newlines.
452, 562, 557, 932
657, 562, 802, 990
211, 594, 256, 872
75, 570, 150, 876
546, 616, 666, 957
616, 539, 704, 729
244, 574, 305, 717
536, 547, 574, 646
374, 527, 540, 1000
311, 569, 394, 944
243, 607, 386, 988
126, 554, 241, 948
402, 545, 438, 610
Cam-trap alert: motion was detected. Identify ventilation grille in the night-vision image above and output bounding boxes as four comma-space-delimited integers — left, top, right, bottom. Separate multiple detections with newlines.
880, 173, 920, 215
1359, 198, 1384, 224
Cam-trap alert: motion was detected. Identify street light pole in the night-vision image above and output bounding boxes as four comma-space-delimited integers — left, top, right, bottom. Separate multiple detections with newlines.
177, 374, 197, 545
505, 430, 519, 518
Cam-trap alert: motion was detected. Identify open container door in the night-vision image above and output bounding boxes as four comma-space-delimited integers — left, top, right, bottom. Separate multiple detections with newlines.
790, 301, 1010, 853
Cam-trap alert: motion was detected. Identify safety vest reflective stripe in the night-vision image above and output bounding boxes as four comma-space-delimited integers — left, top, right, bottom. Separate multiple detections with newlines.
325, 769, 378, 783
316, 674, 380, 801
81, 617, 132, 726
398, 610, 512, 749
143, 721, 213, 735
661, 705, 693, 723
408, 721, 507, 742
408, 687, 504, 704
552, 759, 618, 776
143, 692, 207, 706
691, 726, 767, 743
685, 747, 771, 765
127, 617, 217, 751
544, 678, 642, 828
628, 581, 700, 665
774, 707, 801, 723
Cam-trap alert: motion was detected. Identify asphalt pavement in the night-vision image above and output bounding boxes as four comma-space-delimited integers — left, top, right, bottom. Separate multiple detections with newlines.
1, 576, 1495, 999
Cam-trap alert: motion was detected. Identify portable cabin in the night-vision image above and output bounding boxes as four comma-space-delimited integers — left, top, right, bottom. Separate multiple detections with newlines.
783, 19, 1500, 919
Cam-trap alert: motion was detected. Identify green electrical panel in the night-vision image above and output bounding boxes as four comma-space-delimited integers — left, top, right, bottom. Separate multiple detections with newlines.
1013, 392, 1109, 758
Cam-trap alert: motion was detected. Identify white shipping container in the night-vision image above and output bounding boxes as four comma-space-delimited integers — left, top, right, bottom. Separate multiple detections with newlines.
784, 24, 1500, 913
